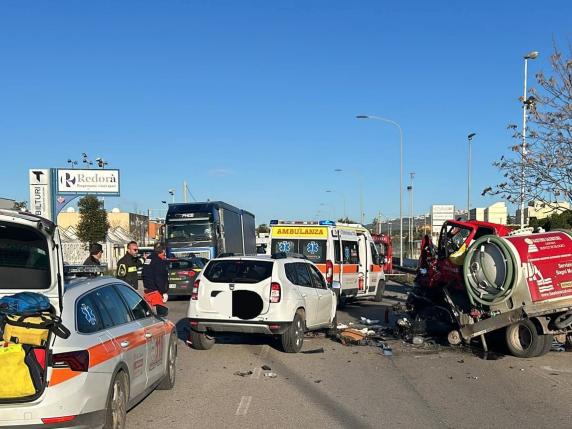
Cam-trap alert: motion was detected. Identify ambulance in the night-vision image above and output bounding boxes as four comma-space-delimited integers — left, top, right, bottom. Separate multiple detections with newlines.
268, 220, 386, 304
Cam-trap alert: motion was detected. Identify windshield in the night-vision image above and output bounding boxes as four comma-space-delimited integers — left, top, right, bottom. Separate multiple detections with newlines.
167, 222, 214, 242
0, 222, 51, 289
169, 258, 204, 270
440, 223, 472, 257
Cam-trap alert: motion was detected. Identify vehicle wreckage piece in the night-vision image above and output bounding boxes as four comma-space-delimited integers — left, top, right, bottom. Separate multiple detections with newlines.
411, 220, 572, 358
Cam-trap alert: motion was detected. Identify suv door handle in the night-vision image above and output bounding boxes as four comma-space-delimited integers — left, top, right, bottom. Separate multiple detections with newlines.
145, 332, 153, 339
120, 340, 130, 348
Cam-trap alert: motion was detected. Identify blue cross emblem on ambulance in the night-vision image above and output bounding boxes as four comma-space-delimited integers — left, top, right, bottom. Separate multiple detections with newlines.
278, 241, 292, 252
306, 241, 320, 254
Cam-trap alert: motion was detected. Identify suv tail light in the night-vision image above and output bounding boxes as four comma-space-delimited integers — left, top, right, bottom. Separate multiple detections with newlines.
326, 259, 333, 285
270, 282, 281, 303
52, 350, 89, 372
191, 279, 200, 300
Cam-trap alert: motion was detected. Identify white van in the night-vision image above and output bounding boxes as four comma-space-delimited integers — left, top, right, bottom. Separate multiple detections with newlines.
268, 220, 386, 304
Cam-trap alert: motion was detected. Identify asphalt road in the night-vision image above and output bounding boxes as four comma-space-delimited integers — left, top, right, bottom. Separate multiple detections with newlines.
127, 281, 572, 429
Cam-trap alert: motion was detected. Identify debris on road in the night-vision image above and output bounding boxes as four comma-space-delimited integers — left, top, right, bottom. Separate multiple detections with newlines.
234, 370, 253, 377
264, 372, 278, 378
261, 365, 272, 371
302, 348, 325, 354
360, 317, 380, 325
337, 323, 349, 330
314, 379, 322, 384
338, 329, 367, 345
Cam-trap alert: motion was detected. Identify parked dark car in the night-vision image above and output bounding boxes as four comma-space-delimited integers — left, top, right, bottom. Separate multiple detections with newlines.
168, 257, 205, 296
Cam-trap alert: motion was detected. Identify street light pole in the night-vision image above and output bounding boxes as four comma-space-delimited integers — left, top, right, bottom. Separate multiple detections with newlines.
334, 169, 363, 224
356, 115, 404, 266
168, 189, 175, 204
326, 190, 346, 219
467, 133, 476, 219
408, 172, 415, 257
520, 50, 539, 229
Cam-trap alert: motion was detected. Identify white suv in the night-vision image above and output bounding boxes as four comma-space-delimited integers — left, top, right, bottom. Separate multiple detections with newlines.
187, 254, 337, 353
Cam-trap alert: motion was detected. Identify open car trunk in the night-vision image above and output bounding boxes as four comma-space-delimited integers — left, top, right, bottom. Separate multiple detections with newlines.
0, 210, 66, 402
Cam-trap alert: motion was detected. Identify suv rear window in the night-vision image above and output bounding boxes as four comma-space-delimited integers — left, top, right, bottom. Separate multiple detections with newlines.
0, 222, 51, 289
203, 260, 273, 283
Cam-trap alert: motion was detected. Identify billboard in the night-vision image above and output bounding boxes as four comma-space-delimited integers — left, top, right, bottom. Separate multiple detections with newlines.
431, 204, 454, 234
57, 169, 120, 195
28, 169, 52, 219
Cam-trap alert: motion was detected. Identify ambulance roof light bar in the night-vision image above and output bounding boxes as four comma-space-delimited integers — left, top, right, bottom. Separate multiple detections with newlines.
269, 220, 336, 226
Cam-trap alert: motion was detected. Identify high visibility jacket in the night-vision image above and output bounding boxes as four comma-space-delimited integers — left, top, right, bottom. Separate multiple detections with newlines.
116, 253, 141, 289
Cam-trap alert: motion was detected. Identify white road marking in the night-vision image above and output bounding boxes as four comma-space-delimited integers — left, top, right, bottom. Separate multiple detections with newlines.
235, 395, 252, 415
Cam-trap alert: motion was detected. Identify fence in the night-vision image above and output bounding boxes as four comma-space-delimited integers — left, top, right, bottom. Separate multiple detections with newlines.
61, 241, 127, 270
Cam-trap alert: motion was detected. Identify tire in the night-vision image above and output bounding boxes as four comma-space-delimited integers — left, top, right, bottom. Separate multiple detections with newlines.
535, 334, 554, 357
281, 311, 305, 353
505, 319, 545, 358
373, 280, 386, 302
157, 335, 177, 390
189, 329, 215, 350
327, 312, 338, 338
104, 371, 129, 429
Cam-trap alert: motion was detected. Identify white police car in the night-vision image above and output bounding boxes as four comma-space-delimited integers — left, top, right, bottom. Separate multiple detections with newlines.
0, 210, 177, 428
187, 253, 337, 353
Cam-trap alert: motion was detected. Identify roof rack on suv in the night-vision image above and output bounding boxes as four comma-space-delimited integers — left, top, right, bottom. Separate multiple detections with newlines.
271, 252, 308, 260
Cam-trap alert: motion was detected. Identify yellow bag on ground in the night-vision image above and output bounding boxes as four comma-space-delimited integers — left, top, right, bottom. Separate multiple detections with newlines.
0, 343, 36, 398
3, 314, 50, 346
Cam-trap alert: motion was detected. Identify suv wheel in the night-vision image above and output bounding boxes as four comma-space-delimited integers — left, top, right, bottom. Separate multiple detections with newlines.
157, 334, 177, 390
190, 329, 215, 350
281, 311, 305, 353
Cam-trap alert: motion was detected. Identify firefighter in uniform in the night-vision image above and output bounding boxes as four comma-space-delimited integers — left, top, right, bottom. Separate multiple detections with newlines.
142, 244, 169, 311
116, 241, 142, 289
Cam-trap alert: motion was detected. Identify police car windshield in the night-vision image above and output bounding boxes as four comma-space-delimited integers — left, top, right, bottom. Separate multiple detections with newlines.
167, 222, 213, 242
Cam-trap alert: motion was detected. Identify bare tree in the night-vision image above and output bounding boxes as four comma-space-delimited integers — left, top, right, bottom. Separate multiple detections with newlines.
485, 45, 572, 212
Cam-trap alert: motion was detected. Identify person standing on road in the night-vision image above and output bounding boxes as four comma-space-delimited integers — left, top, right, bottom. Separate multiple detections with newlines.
83, 243, 103, 266
116, 241, 142, 289
142, 244, 169, 308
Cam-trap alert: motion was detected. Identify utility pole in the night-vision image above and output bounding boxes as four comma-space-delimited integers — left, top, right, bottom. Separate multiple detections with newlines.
407, 172, 415, 257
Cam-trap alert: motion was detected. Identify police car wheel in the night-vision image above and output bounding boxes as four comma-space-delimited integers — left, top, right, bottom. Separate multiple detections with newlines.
157, 335, 177, 390
104, 371, 129, 429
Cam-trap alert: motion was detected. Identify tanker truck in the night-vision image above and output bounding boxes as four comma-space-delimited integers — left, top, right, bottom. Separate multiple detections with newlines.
410, 220, 572, 358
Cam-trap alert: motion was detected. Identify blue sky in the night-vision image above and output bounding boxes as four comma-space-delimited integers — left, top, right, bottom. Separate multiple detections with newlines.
1, 1, 571, 225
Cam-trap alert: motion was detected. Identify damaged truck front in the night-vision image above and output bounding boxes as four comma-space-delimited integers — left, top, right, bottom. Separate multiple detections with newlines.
410, 219, 572, 357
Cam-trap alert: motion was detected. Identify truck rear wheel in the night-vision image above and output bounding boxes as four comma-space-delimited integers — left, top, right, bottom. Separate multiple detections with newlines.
505, 319, 544, 358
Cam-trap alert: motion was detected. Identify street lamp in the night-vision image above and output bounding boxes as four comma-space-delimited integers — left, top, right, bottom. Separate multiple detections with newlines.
67, 159, 78, 169
356, 114, 404, 266
407, 172, 415, 257
467, 133, 476, 218
168, 189, 175, 204
520, 50, 539, 229
334, 169, 364, 224
326, 190, 346, 219
95, 157, 108, 169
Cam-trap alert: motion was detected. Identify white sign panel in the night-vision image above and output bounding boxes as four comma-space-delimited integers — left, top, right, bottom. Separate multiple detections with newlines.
57, 169, 120, 194
29, 169, 52, 219
431, 204, 454, 234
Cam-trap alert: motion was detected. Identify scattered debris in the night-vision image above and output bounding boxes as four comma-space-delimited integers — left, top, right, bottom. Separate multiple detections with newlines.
261, 365, 272, 371
412, 336, 424, 345
314, 380, 322, 384
234, 371, 253, 377
457, 359, 465, 364
379, 343, 393, 356
551, 341, 566, 352
338, 329, 367, 345
264, 372, 277, 378
302, 348, 324, 354
466, 376, 479, 380
360, 317, 380, 325
337, 323, 349, 330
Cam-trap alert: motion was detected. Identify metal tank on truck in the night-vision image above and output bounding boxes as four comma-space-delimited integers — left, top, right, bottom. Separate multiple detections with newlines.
456, 229, 572, 357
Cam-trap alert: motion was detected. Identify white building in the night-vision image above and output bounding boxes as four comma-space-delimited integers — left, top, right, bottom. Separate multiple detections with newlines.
516, 200, 571, 224
484, 202, 508, 225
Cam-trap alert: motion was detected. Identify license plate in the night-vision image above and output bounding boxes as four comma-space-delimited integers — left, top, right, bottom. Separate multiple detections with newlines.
169, 283, 177, 289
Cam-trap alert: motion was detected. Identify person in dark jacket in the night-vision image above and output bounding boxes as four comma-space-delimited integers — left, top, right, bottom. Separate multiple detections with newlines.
116, 241, 142, 289
142, 244, 169, 303
83, 243, 103, 266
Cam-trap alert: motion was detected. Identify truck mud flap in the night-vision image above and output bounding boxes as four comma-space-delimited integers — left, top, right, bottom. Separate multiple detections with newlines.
460, 308, 524, 341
